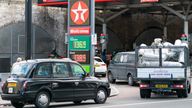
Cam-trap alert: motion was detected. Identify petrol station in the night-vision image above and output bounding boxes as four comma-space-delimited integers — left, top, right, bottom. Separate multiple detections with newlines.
37, 0, 192, 74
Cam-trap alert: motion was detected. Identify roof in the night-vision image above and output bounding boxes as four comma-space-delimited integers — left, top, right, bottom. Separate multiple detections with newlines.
37, 0, 192, 14
117, 51, 135, 55
37, 0, 119, 7
18, 58, 78, 64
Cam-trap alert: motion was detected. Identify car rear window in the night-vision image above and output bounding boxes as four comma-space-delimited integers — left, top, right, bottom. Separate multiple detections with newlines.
95, 58, 103, 62
11, 63, 33, 77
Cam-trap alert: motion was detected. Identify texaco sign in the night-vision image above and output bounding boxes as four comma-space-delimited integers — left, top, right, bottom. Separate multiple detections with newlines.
70, 0, 90, 26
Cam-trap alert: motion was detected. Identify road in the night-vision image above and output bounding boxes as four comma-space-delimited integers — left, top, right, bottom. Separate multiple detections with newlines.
2, 80, 192, 108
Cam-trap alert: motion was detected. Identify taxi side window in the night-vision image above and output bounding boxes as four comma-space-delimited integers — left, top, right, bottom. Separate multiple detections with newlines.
71, 63, 85, 77
33, 63, 51, 78
53, 63, 69, 78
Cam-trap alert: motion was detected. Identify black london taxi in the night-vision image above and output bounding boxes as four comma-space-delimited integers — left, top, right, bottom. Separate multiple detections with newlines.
1, 59, 111, 108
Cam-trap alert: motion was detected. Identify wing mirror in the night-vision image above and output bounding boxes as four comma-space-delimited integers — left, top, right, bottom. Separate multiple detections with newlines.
81, 72, 90, 78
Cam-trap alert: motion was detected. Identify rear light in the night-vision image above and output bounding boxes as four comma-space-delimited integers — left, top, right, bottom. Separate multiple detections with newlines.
23, 81, 28, 91
140, 84, 149, 88
173, 84, 184, 88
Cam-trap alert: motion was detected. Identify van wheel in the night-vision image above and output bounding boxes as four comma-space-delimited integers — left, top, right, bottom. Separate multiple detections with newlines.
11, 101, 25, 108
177, 89, 188, 98
140, 89, 151, 98
35, 91, 50, 108
177, 90, 183, 98
182, 89, 188, 98
107, 72, 116, 83
127, 75, 134, 86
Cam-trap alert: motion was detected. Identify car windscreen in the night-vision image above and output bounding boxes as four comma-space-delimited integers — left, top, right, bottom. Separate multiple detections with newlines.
11, 63, 34, 77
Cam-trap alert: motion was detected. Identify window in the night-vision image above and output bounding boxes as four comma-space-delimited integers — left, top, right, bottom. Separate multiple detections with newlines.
94, 57, 103, 62
11, 63, 33, 77
113, 54, 121, 63
33, 63, 51, 78
71, 63, 85, 77
53, 63, 69, 78
122, 55, 128, 63
128, 54, 135, 62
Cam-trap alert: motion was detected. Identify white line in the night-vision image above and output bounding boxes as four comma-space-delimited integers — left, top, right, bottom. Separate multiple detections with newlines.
91, 99, 192, 108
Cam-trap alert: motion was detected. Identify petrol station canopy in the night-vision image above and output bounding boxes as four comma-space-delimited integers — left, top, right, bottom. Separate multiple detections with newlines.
38, 0, 192, 15
37, 0, 192, 48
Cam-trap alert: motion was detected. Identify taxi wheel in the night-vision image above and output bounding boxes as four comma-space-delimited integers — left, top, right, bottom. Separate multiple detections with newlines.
11, 101, 25, 108
94, 87, 107, 104
35, 91, 50, 108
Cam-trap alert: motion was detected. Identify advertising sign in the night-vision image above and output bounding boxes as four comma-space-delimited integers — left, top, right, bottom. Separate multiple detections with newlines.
70, 27, 90, 35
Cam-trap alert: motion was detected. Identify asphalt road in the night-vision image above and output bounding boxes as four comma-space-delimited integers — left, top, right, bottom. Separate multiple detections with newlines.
2, 79, 192, 108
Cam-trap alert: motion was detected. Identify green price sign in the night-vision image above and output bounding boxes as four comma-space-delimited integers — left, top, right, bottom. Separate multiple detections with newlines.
69, 36, 90, 51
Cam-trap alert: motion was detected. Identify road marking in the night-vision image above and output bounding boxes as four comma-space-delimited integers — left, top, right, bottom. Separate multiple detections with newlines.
91, 99, 192, 108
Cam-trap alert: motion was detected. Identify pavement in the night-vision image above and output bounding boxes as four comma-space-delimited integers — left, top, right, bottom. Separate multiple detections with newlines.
0, 85, 119, 107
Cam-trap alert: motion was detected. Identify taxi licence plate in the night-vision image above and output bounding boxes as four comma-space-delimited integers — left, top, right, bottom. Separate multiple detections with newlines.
8, 82, 17, 87
155, 84, 168, 88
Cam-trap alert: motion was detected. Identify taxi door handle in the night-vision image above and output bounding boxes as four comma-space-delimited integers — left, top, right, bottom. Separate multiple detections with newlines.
52, 83, 58, 88
74, 82, 79, 86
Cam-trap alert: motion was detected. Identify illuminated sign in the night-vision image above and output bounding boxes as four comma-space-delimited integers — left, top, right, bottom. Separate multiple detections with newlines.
70, 27, 90, 35
70, 0, 90, 26
70, 51, 90, 64
68, 0, 94, 73
69, 36, 90, 51
140, 0, 159, 3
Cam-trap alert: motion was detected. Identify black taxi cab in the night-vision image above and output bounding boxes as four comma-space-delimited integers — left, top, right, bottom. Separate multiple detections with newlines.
1, 59, 111, 108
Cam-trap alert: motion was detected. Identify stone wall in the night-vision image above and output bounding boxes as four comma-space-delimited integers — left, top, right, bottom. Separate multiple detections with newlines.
0, 0, 67, 56
107, 13, 192, 50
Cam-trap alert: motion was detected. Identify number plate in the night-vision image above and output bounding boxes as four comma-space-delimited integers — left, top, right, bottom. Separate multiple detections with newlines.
8, 88, 14, 93
155, 84, 168, 88
8, 82, 17, 87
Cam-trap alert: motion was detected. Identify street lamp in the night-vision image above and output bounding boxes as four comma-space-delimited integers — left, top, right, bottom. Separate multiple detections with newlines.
25, 0, 32, 60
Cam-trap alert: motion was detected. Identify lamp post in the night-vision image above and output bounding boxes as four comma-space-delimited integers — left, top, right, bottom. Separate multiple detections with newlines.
25, 0, 32, 60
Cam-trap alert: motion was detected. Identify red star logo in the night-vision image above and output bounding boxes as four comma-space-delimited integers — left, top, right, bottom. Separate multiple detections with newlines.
70, 1, 89, 25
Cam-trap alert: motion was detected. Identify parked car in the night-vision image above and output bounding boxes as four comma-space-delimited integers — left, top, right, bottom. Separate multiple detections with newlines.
107, 52, 137, 86
1, 58, 111, 108
94, 56, 107, 77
